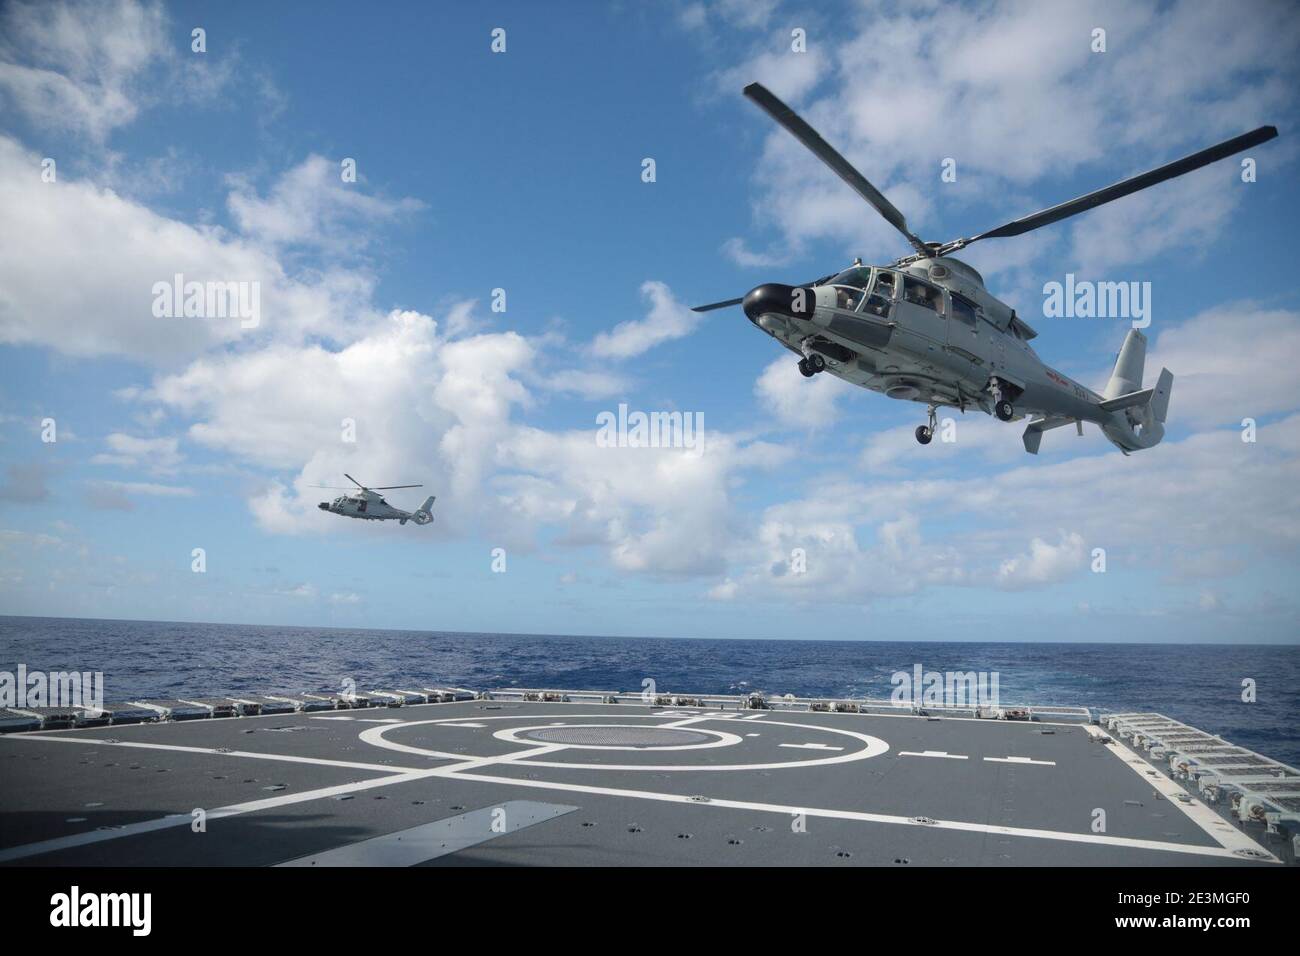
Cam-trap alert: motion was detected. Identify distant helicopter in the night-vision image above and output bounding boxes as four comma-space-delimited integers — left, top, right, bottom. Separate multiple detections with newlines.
313, 475, 435, 525
694, 83, 1277, 454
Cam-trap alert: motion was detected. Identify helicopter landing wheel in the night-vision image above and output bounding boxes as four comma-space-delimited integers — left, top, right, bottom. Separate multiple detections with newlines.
995, 400, 1015, 421
915, 425, 933, 445
799, 354, 825, 377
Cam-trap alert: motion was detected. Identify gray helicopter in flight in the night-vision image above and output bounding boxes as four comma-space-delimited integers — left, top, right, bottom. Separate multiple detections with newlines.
313, 475, 435, 525
695, 84, 1276, 454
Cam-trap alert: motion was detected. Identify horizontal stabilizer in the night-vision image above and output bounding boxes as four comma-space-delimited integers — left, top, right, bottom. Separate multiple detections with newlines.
1023, 416, 1074, 455
1098, 367, 1173, 422
1098, 387, 1153, 413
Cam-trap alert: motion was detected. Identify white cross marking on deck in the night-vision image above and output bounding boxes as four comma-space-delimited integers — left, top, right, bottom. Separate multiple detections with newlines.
779, 742, 843, 751
984, 756, 1055, 766
659, 716, 714, 728
899, 750, 968, 760
437, 744, 568, 774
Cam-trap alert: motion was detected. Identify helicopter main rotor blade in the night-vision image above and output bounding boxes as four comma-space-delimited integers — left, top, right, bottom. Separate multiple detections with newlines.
743, 83, 929, 257
370, 484, 422, 490
946, 125, 1278, 252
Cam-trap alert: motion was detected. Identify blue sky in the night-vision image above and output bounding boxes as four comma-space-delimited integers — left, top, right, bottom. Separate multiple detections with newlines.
1, 0, 1298, 642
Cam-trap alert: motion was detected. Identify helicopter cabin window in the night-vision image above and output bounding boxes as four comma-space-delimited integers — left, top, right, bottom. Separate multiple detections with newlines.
357, 499, 367, 512
950, 292, 979, 328
903, 276, 943, 315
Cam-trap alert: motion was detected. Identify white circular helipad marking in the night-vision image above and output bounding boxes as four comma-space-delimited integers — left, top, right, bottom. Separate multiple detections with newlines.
359, 713, 889, 772
495, 723, 742, 751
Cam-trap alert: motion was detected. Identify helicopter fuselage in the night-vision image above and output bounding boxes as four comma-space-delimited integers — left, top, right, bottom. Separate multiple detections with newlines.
317, 490, 434, 525
743, 256, 1167, 454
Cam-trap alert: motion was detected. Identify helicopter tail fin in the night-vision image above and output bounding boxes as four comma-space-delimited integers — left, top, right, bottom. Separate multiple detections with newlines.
411, 496, 436, 526
1104, 328, 1146, 400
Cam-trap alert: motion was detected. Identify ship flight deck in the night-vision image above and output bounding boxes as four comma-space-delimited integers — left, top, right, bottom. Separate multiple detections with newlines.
0, 689, 1295, 867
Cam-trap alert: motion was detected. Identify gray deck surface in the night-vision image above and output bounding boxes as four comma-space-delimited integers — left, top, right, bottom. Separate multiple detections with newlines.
0, 700, 1284, 866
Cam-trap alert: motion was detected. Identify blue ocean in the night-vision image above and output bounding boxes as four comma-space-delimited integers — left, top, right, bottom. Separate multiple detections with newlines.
1, 615, 1297, 766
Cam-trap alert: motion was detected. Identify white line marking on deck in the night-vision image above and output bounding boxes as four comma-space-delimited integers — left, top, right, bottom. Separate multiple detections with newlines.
745, 733, 760, 737
0, 742, 571, 865
659, 716, 713, 728
1085, 724, 1273, 859
984, 756, 1055, 766
276, 800, 578, 867
441, 722, 486, 728
900, 750, 968, 760
441, 769, 1275, 863
741, 713, 767, 720
4, 733, 417, 773
779, 743, 843, 751
0, 766, 441, 863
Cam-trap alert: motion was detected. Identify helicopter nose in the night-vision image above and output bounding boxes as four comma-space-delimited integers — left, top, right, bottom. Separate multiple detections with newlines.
318, 502, 329, 511
742, 283, 815, 323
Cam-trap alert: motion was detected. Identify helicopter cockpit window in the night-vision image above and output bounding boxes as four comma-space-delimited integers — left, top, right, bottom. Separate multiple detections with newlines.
357, 499, 367, 512
861, 269, 895, 318
834, 285, 865, 311
903, 276, 943, 314
827, 267, 872, 289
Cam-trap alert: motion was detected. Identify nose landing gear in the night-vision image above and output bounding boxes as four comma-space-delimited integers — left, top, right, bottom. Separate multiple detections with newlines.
798, 353, 826, 377
915, 404, 938, 445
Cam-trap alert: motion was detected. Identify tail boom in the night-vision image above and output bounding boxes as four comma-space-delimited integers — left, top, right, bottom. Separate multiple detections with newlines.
1024, 329, 1173, 455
